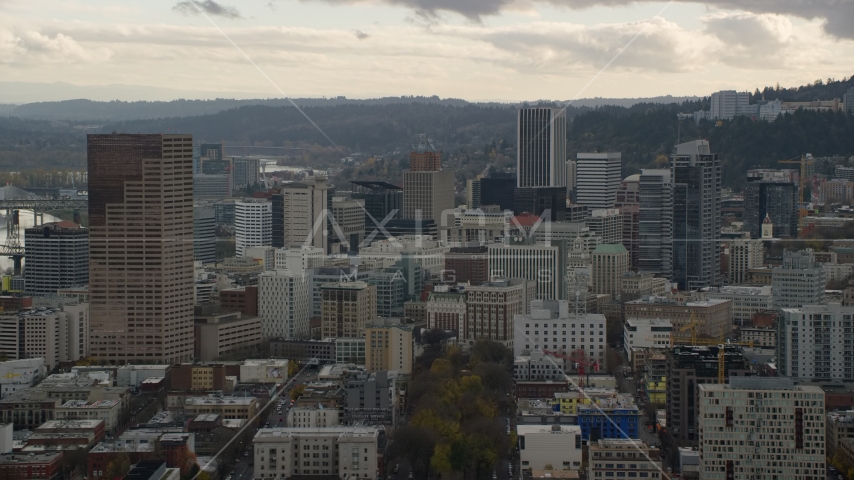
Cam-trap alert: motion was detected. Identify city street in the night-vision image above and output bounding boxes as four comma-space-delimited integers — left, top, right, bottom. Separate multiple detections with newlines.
266, 367, 317, 427
230, 458, 253, 480
223, 365, 316, 480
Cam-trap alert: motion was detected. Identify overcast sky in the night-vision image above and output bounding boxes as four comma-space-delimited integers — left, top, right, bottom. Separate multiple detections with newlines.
1, 0, 852, 101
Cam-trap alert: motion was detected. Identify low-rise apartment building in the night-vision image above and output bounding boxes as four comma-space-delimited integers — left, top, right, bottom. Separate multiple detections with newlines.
253, 427, 379, 479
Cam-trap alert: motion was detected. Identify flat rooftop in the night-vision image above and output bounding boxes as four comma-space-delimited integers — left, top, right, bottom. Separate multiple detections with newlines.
35, 419, 104, 430
0, 452, 63, 464
516, 425, 580, 435
255, 427, 379, 439
184, 396, 255, 406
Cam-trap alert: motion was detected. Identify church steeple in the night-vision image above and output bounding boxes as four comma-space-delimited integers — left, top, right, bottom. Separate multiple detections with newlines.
761, 214, 774, 239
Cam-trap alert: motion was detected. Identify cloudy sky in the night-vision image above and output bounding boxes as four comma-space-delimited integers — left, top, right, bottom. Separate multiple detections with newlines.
1, 0, 852, 101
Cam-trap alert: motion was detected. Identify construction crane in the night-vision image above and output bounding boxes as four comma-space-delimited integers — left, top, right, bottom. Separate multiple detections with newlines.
672, 313, 703, 346
779, 154, 814, 211
543, 349, 599, 389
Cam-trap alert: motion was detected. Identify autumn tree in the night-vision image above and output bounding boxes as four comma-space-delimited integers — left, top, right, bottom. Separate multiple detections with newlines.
104, 453, 132, 480
386, 425, 437, 478
289, 384, 306, 401
287, 360, 300, 378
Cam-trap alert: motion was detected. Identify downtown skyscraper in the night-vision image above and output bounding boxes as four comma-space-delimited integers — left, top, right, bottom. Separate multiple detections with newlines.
637, 169, 672, 277
515, 108, 567, 221
671, 140, 721, 290
517, 108, 567, 189
88, 134, 195, 364
576, 152, 621, 210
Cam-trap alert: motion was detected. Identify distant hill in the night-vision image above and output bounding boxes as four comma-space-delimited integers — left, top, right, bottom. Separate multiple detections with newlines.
0, 76, 851, 192
0, 83, 699, 122
755, 76, 854, 102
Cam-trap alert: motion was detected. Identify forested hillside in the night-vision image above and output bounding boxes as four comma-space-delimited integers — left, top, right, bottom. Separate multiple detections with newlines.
0, 75, 851, 191
568, 104, 854, 189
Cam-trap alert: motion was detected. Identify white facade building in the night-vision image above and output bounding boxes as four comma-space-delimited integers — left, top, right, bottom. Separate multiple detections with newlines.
513, 300, 607, 365
576, 153, 621, 210
258, 270, 311, 339
779, 304, 854, 381
586, 209, 623, 245
488, 240, 566, 301
517, 424, 583, 470
235, 199, 272, 257
245, 246, 276, 271
697, 378, 825, 480
115, 365, 170, 387
513, 350, 565, 381
253, 427, 379, 480
358, 236, 448, 274
704, 285, 773, 326
287, 407, 341, 428
759, 100, 782, 121
709, 90, 750, 120
0, 359, 46, 399
0, 304, 89, 370
772, 249, 825, 308
276, 247, 325, 272
622, 318, 672, 357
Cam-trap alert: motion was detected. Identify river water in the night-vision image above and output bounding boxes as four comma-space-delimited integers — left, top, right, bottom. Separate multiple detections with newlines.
0, 210, 62, 273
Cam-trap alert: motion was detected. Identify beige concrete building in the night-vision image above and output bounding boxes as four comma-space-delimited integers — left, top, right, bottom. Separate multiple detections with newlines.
462, 278, 534, 347
259, 270, 311, 339
365, 319, 413, 374
280, 177, 329, 251
184, 396, 257, 420
625, 295, 733, 341
286, 407, 340, 428
737, 326, 776, 348
253, 427, 379, 480
0, 303, 90, 369
426, 291, 467, 333
727, 237, 764, 285
321, 282, 376, 339
704, 286, 772, 326
587, 209, 623, 245
330, 197, 366, 250
54, 399, 121, 432
589, 439, 662, 480
88, 133, 195, 364
517, 424, 583, 471
592, 244, 629, 297
698, 379, 825, 480
620, 272, 669, 302
193, 307, 262, 362
402, 170, 454, 224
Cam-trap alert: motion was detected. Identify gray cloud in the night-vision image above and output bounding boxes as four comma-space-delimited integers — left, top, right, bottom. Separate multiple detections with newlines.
308, 0, 854, 39
440, 17, 713, 75
173, 0, 242, 19
354, 30, 370, 39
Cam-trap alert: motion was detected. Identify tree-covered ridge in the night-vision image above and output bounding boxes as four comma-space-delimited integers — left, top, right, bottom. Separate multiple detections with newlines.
569, 105, 854, 189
